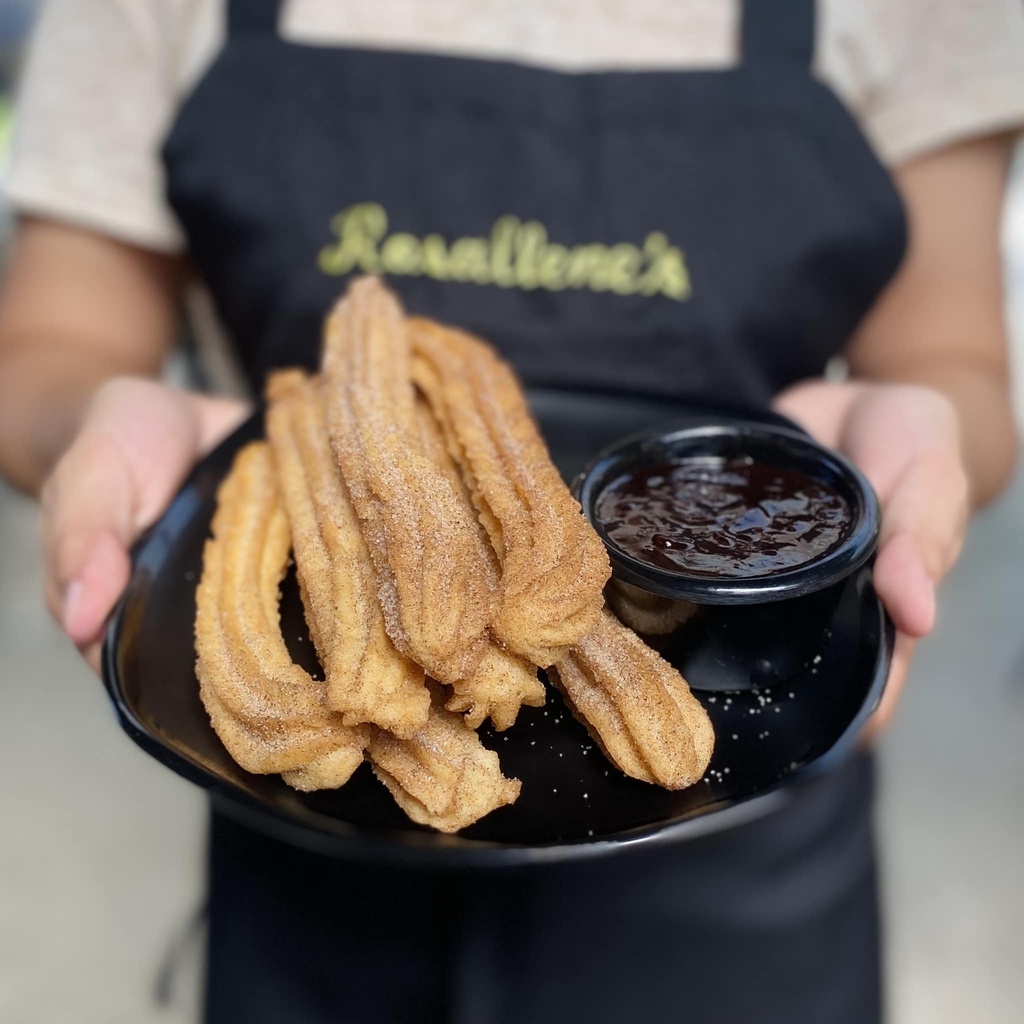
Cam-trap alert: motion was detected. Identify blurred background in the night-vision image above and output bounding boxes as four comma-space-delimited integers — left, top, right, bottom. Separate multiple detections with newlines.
0, 3, 1021, 1022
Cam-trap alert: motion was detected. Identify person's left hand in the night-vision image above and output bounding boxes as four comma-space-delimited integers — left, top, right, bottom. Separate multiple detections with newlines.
773, 379, 969, 741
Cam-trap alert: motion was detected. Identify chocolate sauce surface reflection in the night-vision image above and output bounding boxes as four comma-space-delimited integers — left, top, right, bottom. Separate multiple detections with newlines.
596, 456, 851, 577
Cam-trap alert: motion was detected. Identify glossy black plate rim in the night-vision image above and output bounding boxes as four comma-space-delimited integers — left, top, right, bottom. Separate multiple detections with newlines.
102, 621, 891, 868
100, 399, 894, 869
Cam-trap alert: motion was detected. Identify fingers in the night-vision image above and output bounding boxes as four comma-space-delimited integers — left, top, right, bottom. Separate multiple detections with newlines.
775, 382, 969, 745
872, 533, 935, 637
42, 430, 136, 642
873, 447, 969, 637
61, 532, 132, 645
840, 385, 961, 503
191, 393, 251, 455
771, 379, 866, 449
40, 380, 249, 659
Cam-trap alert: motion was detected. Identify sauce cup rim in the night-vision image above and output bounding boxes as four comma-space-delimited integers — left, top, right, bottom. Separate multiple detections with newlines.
573, 422, 880, 606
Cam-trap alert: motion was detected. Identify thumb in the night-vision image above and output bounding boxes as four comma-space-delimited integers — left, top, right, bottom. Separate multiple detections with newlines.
42, 431, 136, 646
61, 530, 132, 646
872, 448, 968, 638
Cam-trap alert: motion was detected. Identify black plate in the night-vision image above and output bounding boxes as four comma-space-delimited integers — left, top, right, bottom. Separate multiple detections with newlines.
102, 389, 893, 867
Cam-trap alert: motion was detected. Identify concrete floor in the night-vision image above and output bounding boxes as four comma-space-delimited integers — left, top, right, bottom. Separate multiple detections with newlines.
0, 484, 205, 1024
879, 468, 1024, 1024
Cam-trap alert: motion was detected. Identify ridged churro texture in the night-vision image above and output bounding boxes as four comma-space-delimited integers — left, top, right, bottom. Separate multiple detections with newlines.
194, 442, 368, 784
322, 278, 497, 684
368, 687, 521, 833
194, 277, 714, 832
196, 440, 520, 824
266, 370, 430, 738
415, 392, 546, 730
550, 610, 714, 790
409, 317, 611, 667
605, 580, 700, 636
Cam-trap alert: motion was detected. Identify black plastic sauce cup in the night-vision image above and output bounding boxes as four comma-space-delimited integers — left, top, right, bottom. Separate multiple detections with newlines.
574, 422, 880, 606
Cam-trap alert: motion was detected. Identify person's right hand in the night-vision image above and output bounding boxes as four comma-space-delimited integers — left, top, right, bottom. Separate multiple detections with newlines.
41, 377, 249, 672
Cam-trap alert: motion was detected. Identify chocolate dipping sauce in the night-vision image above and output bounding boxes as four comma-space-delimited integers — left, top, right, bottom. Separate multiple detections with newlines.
595, 455, 851, 578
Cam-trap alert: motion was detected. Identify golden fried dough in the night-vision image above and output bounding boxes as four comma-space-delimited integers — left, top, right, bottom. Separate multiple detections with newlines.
195, 278, 716, 830
605, 579, 700, 636
322, 278, 497, 684
266, 370, 429, 737
549, 609, 714, 790
368, 687, 521, 833
194, 442, 368, 782
409, 317, 610, 667
445, 643, 545, 732
282, 746, 369, 792
415, 393, 545, 730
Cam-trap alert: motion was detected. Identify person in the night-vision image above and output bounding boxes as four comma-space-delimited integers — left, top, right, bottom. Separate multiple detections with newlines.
1, 1, 1022, 1021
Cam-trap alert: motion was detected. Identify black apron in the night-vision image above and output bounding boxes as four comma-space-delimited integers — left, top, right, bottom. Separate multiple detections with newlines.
162, 1, 905, 1021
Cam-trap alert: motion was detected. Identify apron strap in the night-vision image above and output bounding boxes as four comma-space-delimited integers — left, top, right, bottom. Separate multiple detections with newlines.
741, 0, 816, 68
226, 0, 280, 37
227, 0, 812, 65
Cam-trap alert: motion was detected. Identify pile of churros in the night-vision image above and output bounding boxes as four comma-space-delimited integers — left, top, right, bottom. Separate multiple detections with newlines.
194, 277, 714, 832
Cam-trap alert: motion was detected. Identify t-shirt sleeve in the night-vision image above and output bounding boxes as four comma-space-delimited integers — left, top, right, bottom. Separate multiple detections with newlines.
4, 0, 187, 252
820, 0, 1024, 167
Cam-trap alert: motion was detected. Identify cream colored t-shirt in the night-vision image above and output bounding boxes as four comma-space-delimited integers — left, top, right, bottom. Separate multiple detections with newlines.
7, 0, 1024, 253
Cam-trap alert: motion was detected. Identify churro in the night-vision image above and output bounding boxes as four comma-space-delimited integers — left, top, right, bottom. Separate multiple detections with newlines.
605, 580, 700, 636
549, 609, 714, 790
194, 442, 368, 782
368, 686, 521, 833
415, 393, 545, 730
322, 278, 497, 684
409, 317, 611, 667
195, 278, 715, 832
266, 370, 429, 737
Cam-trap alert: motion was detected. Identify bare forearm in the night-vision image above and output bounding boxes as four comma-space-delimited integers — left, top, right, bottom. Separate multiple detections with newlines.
835, 135, 1018, 508
0, 220, 187, 494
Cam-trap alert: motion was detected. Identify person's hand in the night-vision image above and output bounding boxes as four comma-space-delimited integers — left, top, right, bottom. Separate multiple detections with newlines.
41, 378, 249, 672
773, 380, 969, 741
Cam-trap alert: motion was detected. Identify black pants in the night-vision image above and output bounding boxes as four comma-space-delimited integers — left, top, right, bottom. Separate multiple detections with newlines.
205, 753, 881, 1024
